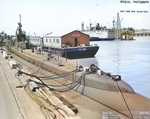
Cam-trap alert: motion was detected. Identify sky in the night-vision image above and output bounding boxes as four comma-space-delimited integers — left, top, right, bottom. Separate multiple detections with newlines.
0, 0, 150, 36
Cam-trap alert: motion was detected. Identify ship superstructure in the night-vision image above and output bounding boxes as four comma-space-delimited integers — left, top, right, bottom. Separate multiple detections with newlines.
81, 22, 115, 41
81, 13, 123, 41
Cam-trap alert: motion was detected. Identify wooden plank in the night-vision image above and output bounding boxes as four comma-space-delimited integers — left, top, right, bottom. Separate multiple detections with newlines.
40, 88, 77, 118
39, 89, 69, 118
19, 68, 80, 119
42, 88, 78, 114
52, 91, 78, 114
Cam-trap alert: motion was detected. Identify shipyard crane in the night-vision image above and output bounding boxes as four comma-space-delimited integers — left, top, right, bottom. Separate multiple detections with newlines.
114, 17, 123, 28
114, 13, 123, 40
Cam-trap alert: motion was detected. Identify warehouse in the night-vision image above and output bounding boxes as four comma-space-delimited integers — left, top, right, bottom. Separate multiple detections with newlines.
61, 30, 90, 47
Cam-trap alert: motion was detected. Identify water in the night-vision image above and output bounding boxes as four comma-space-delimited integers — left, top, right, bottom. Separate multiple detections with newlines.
78, 37, 150, 99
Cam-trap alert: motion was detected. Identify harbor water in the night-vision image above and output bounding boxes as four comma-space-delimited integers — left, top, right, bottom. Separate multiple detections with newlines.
78, 37, 150, 99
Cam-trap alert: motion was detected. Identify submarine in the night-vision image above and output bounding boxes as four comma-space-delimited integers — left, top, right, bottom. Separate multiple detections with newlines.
9, 47, 150, 119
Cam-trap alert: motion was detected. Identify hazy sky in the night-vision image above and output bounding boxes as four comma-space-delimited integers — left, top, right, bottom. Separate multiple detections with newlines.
0, 0, 150, 36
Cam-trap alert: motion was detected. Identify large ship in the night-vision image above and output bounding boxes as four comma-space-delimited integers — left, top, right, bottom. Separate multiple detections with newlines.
81, 22, 115, 41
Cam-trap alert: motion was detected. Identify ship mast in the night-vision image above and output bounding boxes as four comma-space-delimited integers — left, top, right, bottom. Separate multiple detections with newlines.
19, 14, 21, 24
19, 14, 23, 42
112, 16, 115, 29
90, 20, 92, 30
81, 22, 84, 31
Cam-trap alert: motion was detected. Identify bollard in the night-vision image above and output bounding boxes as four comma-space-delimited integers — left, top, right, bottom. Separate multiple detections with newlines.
9, 61, 17, 69
3, 51, 8, 59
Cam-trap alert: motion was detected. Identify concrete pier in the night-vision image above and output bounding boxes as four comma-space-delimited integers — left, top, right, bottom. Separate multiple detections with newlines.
0, 55, 24, 119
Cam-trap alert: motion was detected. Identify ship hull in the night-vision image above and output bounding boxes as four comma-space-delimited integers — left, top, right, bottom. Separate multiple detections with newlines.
43, 46, 99, 59
90, 37, 115, 41
82, 29, 116, 41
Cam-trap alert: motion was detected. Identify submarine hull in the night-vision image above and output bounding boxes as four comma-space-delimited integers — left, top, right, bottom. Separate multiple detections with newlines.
10, 48, 150, 118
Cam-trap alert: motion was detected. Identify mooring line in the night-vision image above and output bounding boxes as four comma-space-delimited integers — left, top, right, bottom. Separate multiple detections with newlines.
116, 81, 134, 119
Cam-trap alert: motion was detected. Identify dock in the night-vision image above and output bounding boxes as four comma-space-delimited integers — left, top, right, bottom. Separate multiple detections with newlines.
0, 49, 80, 119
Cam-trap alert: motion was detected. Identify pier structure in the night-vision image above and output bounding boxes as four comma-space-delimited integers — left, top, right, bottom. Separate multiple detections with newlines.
134, 29, 150, 36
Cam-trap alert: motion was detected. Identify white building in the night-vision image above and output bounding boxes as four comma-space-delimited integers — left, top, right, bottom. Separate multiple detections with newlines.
42, 36, 61, 48
29, 36, 61, 48
29, 36, 41, 46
